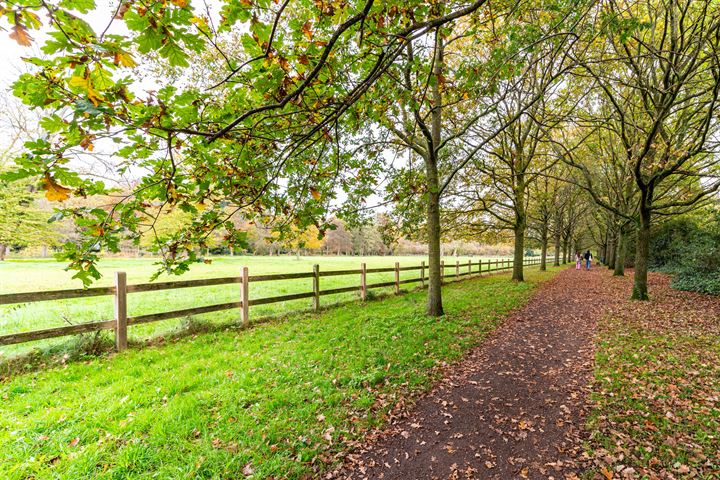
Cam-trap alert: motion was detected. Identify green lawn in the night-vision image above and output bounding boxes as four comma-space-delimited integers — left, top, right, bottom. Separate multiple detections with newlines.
0, 255, 514, 358
0, 267, 557, 479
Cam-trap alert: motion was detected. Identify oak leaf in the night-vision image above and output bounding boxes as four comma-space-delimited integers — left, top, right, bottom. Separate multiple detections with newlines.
43, 174, 72, 202
9, 24, 33, 47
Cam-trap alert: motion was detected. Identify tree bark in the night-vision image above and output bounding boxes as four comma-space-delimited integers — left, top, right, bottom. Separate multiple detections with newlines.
553, 230, 561, 266
540, 224, 548, 271
512, 223, 525, 281
606, 233, 616, 270
0, 244, 6, 261
632, 207, 651, 300
426, 172, 444, 316
613, 226, 626, 276
425, 28, 445, 317
512, 175, 526, 281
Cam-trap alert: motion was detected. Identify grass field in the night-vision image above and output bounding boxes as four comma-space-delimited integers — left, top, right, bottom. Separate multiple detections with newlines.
0, 267, 558, 479
0, 255, 514, 359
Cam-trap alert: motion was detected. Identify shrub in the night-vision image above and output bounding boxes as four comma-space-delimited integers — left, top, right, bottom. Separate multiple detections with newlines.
650, 209, 720, 295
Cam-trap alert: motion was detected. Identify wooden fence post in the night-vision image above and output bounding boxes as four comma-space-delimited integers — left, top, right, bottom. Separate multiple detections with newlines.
420, 261, 425, 288
440, 260, 445, 284
455, 260, 460, 281
394, 262, 400, 294
479, 259, 482, 276
360, 263, 367, 301
313, 264, 320, 311
114, 271, 127, 351
240, 266, 249, 325
468, 259, 472, 276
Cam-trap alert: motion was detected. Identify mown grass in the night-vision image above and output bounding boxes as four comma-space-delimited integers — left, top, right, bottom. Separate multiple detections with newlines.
0, 268, 557, 480
0, 255, 512, 359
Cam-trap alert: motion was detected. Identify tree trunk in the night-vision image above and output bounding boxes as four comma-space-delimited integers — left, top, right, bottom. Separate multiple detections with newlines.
632, 208, 651, 300
553, 231, 561, 266
0, 244, 6, 261
512, 175, 526, 281
426, 177, 443, 316
562, 237, 569, 264
540, 224, 548, 271
424, 28, 445, 317
512, 224, 525, 281
613, 227, 626, 276
606, 233, 616, 270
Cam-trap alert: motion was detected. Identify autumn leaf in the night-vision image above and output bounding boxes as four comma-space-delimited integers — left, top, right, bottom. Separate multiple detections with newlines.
114, 51, 137, 68
9, 24, 33, 47
601, 466, 614, 479
115, 2, 131, 19
172, 0, 189, 8
310, 188, 321, 200
42, 174, 72, 202
301, 21, 313, 40
69, 75, 104, 106
80, 136, 95, 151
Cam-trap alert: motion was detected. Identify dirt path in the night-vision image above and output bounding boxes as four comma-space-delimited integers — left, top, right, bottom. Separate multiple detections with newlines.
332, 267, 614, 480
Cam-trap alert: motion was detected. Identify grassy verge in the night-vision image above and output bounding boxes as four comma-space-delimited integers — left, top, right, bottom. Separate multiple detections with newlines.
587, 274, 720, 479
0, 268, 558, 479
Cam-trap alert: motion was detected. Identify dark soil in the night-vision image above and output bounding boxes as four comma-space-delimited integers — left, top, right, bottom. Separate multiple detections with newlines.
331, 267, 615, 480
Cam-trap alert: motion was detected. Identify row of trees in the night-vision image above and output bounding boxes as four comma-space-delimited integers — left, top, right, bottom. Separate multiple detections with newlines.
0, 0, 718, 313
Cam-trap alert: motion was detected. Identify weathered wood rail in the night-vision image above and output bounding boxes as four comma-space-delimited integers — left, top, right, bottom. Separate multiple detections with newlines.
0, 257, 542, 350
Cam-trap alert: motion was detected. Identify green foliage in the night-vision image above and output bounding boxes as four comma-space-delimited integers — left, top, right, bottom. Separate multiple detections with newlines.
650, 210, 720, 295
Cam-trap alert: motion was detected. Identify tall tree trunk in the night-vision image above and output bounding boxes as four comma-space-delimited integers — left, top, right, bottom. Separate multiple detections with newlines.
613, 226, 626, 276
553, 230, 561, 266
512, 174, 526, 282
512, 223, 525, 281
562, 237, 569, 264
632, 207, 651, 300
0, 244, 6, 261
426, 173, 443, 316
424, 28, 445, 317
606, 233, 616, 270
540, 224, 548, 271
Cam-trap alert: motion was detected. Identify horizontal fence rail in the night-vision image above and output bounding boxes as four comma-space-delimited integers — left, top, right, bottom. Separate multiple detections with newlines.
0, 257, 543, 349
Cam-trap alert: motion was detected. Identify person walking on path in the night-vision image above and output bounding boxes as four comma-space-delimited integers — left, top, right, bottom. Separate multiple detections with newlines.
583, 250, 593, 270
575, 252, 582, 270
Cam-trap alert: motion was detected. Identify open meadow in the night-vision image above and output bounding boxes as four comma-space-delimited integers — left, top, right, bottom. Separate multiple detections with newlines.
0, 255, 511, 359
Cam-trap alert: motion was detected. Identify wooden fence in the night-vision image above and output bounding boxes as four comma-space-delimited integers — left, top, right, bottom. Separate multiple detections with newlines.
0, 257, 542, 350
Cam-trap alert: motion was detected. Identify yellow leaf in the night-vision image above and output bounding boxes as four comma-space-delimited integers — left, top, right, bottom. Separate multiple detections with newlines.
69, 75, 89, 89
601, 466, 614, 480
9, 24, 33, 47
196, 201, 206, 211
69, 75, 104, 106
114, 51, 137, 68
42, 174, 72, 202
310, 188, 321, 200
172, 0, 189, 7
